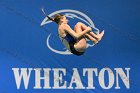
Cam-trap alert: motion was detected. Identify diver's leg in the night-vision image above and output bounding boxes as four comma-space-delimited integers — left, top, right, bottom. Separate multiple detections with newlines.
73, 23, 87, 52
77, 22, 104, 41
85, 34, 98, 44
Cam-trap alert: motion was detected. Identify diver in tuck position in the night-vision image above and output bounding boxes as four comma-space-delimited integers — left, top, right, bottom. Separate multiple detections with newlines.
47, 14, 104, 56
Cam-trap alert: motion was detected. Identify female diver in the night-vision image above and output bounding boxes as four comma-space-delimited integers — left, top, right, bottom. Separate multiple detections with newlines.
47, 14, 104, 56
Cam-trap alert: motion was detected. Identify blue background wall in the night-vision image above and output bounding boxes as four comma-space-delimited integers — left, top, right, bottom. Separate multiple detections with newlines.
0, 0, 140, 93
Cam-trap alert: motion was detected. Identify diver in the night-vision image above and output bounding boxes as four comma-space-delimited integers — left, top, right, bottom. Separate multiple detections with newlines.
47, 14, 104, 56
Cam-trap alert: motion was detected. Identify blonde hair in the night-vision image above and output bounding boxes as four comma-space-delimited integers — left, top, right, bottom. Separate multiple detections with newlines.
47, 14, 64, 24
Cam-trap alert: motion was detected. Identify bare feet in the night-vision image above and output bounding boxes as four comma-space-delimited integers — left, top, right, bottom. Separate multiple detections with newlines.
85, 30, 104, 44
94, 40, 99, 44
97, 30, 104, 41
85, 34, 98, 44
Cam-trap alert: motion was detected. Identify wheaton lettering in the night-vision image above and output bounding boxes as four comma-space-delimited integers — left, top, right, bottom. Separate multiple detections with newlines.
12, 68, 130, 89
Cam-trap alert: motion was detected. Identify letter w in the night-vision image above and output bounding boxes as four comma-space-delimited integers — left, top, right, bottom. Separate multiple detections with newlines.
12, 68, 32, 89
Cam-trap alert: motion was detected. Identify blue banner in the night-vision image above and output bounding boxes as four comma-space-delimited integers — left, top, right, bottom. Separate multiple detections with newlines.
0, 0, 140, 93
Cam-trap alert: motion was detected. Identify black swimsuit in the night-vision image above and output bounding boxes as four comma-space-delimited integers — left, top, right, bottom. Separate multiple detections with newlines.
61, 34, 84, 56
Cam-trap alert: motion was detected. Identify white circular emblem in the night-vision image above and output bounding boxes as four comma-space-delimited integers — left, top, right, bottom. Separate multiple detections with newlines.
40, 9, 100, 55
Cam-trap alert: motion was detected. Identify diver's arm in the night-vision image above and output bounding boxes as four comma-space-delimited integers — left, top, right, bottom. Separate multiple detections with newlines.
63, 24, 91, 39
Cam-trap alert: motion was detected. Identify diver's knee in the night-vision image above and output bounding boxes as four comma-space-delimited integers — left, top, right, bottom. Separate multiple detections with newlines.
75, 22, 82, 29
76, 22, 83, 25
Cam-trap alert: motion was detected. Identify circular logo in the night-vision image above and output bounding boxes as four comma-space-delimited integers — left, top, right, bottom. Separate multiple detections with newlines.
40, 9, 99, 55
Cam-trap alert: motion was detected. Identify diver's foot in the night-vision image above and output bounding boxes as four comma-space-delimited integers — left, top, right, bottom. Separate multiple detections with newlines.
97, 30, 104, 41
94, 40, 98, 44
